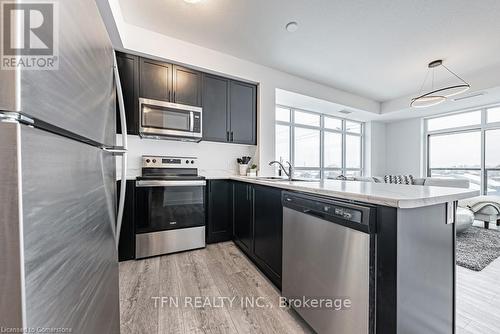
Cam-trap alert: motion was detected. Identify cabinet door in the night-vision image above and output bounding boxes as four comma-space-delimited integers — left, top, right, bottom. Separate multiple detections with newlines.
229, 81, 257, 145
139, 58, 171, 102
253, 185, 282, 286
115, 52, 139, 135
173, 65, 202, 106
117, 180, 135, 261
233, 182, 253, 252
207, 180, 233, 243
202, 74, 230, 142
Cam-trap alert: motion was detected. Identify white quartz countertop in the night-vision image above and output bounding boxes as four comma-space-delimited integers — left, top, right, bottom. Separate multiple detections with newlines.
228, 176, 479, 209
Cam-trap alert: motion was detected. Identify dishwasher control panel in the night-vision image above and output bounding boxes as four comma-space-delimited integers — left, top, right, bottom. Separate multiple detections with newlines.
282, 192, 376, 233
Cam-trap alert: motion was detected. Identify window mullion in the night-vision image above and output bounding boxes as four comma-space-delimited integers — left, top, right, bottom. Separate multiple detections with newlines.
481, 128, 486, 195
291, 110, 294, 166
481, 109, 487, 195
342, 120, 346, 175
320, 115, 324, 180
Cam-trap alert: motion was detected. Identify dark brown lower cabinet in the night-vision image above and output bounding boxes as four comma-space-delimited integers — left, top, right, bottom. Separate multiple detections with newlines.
252, 184, 283, 288
206, 180, 233, 244
117, 180, 135, 261
206, 180, 283, 289
233, 181, 254, 253
232, 181, 283, 289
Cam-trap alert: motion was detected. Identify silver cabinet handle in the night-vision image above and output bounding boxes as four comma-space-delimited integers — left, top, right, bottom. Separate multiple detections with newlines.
113, 51, 129, 249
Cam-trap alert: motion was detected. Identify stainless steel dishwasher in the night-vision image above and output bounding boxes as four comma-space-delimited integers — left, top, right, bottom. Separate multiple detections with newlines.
282, 191, 376, 334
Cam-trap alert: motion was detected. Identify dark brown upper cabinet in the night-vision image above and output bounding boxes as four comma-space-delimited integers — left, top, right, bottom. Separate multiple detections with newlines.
172, 65, 202, 106
229, 81, 257, 145
116, 52, 256, 144
202, 73, 257, 145
202, 74, 230, 142
115, 51, 139, 135
139, 57, 172, 102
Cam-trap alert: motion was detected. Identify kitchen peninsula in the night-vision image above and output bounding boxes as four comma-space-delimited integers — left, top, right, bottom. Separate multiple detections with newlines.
207, 176, 478, 334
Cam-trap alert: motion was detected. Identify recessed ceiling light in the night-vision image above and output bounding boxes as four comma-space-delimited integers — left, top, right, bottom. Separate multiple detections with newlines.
184, 0, 202, 3
285, 21, 299, 33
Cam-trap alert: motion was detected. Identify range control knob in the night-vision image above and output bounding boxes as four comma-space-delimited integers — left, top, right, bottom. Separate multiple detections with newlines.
186, 160, 190, 164
191, 160, 195, 164
146, 159, 150, 163
152, 159, 156, 163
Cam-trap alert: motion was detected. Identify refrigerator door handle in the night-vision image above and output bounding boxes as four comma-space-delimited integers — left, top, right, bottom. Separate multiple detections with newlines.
115, 151, 127, 248
113, 51, 128, 249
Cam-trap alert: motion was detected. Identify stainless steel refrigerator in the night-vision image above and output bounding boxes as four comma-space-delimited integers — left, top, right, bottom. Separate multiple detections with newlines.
0, 0, 127, 332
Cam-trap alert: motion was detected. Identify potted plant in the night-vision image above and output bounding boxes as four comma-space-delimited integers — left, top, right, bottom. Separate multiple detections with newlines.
248, 164, 258, 177
237, 156, 251, 176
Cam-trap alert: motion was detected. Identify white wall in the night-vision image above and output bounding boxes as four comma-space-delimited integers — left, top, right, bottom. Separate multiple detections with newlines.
117, 135, 256, 179
364, 121, 387, 176
385, 118, 424, 177
104, 0, 379, 175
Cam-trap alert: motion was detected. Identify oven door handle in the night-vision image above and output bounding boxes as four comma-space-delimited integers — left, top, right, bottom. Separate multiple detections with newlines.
136, 180, 206, 187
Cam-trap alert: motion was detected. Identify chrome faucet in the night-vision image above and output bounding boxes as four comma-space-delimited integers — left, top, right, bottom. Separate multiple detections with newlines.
269, 160, 293, 180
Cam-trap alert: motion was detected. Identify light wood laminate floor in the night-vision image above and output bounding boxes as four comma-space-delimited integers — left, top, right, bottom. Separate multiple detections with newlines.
119, 242, 313, 334
120, 241, 500, 334
457, 256, 500, 333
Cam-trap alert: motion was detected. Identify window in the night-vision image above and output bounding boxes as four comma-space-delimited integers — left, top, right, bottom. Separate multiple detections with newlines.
487, 106, 500, 124
427, 110, 481, 131
428, 131, 482, 192
294, 127, 320, 167
486, 129, 500, 195
275, 106, 364, 180
426, 105, 500, 194
275, 124, 290, 163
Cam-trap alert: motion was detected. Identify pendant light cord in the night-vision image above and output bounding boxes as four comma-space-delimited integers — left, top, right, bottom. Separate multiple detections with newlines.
441, 64, 469, 85
418, 68, 431, 95
432, 67, 435, 90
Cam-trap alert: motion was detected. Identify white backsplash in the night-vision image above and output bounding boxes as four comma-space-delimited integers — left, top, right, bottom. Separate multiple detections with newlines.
116, 135, 257, 179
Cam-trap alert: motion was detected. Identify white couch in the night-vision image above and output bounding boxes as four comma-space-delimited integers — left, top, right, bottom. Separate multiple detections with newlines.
351, 176, 470, 189
349, 176, 475, 232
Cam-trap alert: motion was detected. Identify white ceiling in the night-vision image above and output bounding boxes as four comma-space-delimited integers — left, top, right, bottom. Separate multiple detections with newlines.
276, 89, 380, 122
118, 0, 500, 103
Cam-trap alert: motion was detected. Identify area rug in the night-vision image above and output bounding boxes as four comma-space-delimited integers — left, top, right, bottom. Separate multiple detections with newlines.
456, 227, 500, 271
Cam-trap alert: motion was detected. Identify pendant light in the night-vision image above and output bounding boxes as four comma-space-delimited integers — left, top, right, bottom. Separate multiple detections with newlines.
410, 60, 470, 108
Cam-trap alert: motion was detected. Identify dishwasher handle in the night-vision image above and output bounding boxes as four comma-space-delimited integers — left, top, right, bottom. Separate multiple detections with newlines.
302, 208, 328, 220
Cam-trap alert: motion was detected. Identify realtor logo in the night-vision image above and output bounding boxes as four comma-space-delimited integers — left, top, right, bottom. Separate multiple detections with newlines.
1, 1, 59, 70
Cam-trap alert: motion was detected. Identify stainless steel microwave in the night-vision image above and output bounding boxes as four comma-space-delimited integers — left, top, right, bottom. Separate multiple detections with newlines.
139, 98, 202, 142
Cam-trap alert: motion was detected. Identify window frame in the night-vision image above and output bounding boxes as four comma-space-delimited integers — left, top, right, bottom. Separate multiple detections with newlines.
425, 104, 500, 195
275, 105, 364, 180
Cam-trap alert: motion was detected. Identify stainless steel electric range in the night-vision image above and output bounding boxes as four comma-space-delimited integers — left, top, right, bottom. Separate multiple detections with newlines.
135, 156, 206, 258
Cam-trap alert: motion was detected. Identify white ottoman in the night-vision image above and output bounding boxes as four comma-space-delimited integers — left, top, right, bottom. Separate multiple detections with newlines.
456, 207, 474, 234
